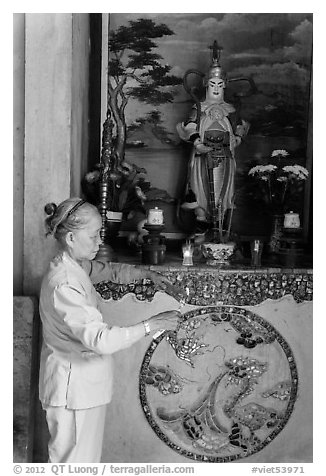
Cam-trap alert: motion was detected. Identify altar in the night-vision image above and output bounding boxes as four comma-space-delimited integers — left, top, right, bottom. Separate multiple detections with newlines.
81, 29, 312, 462
96, 261, 312, 463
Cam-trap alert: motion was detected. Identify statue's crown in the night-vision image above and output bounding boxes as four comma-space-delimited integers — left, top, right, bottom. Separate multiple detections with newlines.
206, 40, 226, 81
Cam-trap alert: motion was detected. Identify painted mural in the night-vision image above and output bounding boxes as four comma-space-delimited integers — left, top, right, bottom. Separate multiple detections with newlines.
108, 13, 312, 234
139, 306, 298, 462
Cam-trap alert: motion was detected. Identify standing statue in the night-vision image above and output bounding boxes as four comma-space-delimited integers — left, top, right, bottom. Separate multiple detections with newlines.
177, 41, 252, 243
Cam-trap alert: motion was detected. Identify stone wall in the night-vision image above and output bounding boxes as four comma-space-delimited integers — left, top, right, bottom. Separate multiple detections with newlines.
13, 13, 91, 296
13, 297, 40, 462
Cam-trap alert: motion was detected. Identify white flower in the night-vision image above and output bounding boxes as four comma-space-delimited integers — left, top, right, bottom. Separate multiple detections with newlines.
248, 164, 277, 176
271, 149, 289, 157
248, 165, 261, 176
85, 171, 100, 183
264, 164, 278, 172
282, 165, 309, 180
248, 149, 309, 208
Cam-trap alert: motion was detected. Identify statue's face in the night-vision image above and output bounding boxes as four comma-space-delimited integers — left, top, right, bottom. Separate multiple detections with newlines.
206, 77, 225, 102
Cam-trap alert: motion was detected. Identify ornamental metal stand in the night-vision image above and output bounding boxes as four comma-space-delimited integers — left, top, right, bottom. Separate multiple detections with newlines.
96, 110, 116, 262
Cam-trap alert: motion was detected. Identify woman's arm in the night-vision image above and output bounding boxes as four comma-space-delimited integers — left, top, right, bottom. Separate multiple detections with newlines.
53, 281, 181, 355
82, 259, 146, 284
82, 259, 187, 301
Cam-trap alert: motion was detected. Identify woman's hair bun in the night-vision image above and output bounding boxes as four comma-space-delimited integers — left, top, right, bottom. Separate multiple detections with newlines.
44, 202, 57, 216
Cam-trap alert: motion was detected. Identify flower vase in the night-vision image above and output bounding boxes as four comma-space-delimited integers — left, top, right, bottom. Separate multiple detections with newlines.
268, 214, 283, 253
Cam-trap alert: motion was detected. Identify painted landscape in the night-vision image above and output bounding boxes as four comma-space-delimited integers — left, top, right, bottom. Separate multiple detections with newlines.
109, 13, 312, 235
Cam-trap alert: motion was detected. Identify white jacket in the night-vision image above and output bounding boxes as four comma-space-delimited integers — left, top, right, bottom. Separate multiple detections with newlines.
39, 252, 146, 409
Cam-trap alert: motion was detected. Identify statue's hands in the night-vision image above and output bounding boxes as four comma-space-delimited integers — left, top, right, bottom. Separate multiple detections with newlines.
236, 120, 250, 139
194, 138, 212, 154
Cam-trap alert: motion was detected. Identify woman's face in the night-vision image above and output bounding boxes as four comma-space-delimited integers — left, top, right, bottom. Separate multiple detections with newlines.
67, 213, 102, 262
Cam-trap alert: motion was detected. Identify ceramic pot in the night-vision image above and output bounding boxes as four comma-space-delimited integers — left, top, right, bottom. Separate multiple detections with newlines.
283, 212, 300, 229
201, 242, 235, 266
147, 207, 164, 225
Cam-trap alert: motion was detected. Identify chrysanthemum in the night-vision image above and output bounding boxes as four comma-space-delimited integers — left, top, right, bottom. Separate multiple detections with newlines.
271, 149, 289, 158
248, 164, 277, 175
282, 165, 309, 179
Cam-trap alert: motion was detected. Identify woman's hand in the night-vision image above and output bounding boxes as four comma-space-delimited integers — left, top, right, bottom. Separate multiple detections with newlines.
146, 310, 182, 333
147, 271, 188, 302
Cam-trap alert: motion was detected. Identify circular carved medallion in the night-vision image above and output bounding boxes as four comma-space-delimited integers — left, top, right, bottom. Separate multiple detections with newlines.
139, 306, 298, 462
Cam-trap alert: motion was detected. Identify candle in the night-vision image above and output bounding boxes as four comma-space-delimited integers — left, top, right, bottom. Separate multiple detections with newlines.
182, 242, 193, 266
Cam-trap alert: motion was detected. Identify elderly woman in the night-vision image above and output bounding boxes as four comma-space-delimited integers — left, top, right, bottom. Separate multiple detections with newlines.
39, 197, 182, 463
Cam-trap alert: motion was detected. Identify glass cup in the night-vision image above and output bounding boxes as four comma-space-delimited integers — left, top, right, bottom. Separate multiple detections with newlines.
182, 242, 194, 266
250, 240, 263, 267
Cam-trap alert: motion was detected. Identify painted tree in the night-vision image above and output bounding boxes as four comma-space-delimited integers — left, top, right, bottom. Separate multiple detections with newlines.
127, 110, 175, 145
107, 18, 183, 162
